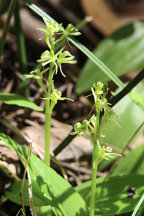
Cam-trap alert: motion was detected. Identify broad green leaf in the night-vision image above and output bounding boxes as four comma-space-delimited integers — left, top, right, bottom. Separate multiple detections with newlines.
22, 0, 124, 90
75, 174, 144, 215
0, 133, 88, 216
34, 206, 54, 216
99, 83, 144, 171
0, 93, 43, 111
76, 21, 144, 94
112, 144, 144, 175
5, 180, 48, 207
5, 180, 57, 215
129, 93, 144, 112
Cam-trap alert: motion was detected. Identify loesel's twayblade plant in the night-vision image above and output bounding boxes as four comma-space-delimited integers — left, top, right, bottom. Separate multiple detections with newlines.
72, 82, 121, 216
25, 18, 80, 166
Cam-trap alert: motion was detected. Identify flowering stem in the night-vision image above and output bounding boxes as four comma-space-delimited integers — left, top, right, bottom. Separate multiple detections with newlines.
90, 110, 100, 216
45, 63, 54, 166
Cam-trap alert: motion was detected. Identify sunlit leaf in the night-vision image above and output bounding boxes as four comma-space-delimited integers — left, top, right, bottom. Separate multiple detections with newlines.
0, 93, 43, 111
76, 174, 144, 215
0, 133, 88, 216
76, 21, 144, 94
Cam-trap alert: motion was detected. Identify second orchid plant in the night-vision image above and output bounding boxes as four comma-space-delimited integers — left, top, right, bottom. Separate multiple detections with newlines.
72, 82, 121, 216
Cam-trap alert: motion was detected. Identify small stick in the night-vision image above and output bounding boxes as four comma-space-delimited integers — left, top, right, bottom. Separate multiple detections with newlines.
20, 142, 32, 215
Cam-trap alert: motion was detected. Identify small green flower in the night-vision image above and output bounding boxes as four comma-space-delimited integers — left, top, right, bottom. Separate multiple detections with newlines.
37, 19, 63, 37
64, 24, 81, 36
91, 82, 110, 112
97, 146, 121, 164
37, 50, 56, 67
71, 120, 90, 137
43, 88, 73, 113
24, 68, 48, 94
24, 69, 42, 80
72, 122, 83, 136
57, 50, 77, 77
37, 47, 77, 77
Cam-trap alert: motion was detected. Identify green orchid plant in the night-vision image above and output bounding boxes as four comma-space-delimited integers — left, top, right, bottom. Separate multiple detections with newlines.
25, 18, 80, 166
72, 82, 121, 216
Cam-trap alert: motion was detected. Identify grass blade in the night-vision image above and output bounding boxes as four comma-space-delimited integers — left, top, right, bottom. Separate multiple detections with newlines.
14, 1, 27, 74
0, 0, 16, 57
132, 193, 144, 216
69, 37, 125, 89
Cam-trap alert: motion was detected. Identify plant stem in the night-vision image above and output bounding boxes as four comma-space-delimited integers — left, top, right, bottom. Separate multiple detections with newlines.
45, 99, 51, 166
89, 145, 98, 216
90, 110, 100, 216
45, 64, 53, 166
0, 0, 16, 58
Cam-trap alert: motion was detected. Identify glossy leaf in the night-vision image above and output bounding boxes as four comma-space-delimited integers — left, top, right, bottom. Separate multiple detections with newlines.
129, 93, 144, 112
76, 21, 144, 94
0, 93, 43, 111
76, 174, 144, 215
0, 133, 88, 216
112, 144, 144, 175
5, 180, 48, 207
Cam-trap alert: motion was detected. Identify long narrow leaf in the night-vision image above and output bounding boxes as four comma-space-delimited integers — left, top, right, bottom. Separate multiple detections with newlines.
0, 0, 16, 57
21, 0, 124, 89
14, 1, 27, 74
76, 174, 144, 215
0, 93, 43, 111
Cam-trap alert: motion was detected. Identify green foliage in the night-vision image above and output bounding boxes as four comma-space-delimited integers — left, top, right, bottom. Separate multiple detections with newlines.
5, 180, 48, 207
0, 93, 43, 111
1, 1, 144, 215
0, 133, 88, 216
129, 93, 144, 111
112, 144, 144, 175
76, 174, 144, 215
76, 21, 144, 94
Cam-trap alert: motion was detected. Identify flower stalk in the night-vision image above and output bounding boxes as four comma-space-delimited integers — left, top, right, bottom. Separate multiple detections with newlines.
71, 82, 121, 215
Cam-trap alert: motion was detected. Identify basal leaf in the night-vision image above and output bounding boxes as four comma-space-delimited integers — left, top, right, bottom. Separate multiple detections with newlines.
76, 21, 144, 94
0, 93, 43, 111
5, 180, 48, 207
112, 144, 144, 175
75, 174, 144, 215
0, 133, 88, 216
